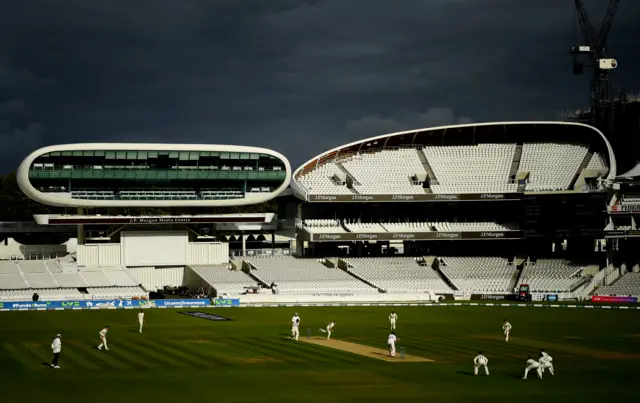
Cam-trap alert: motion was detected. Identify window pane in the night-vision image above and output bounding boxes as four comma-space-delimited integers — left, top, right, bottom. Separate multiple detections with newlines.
229, 153, 239, 160
148, 151, 158, 158
116, 152, 127, 160
179, 152, 189, 160
137, 152, 148, 160
169, 151, 179, 158
94, 151, 105, 157
189, 152, 199, 160
126, 152, 137, 159
105, 152, 116, 159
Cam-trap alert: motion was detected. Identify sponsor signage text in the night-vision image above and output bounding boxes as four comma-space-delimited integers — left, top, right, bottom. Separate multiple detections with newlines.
591, 296, 638, 303
308, 231, 523, 242
308, 193, 523, 203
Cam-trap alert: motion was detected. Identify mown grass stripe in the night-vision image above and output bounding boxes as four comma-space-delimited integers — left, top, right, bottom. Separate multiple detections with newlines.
169, 340, 232, 366
2, 343, 40, 371
20, 342, 59, 369
274, 338, 365, 366
69, 341, 133, 369
122, 340, 190, 368
57, 345, 100, 370
100, 342, 158, 369
221, 337, 304, 364
142, 338, 213, 368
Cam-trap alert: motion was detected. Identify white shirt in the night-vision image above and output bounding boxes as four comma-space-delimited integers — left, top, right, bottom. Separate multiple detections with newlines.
99, 328, 108, 339
541, 352, 552, 361
389, 313, 398, 322
51, 337, 62, 353
540, 355, 553, 364
503, 322, 512, 331
138, 312, 144, 322
388, 334, 397, 344
474, 355, 487, 365
292, 316, 300, 327
526, 359, 539, 367
327, 322, 335, 330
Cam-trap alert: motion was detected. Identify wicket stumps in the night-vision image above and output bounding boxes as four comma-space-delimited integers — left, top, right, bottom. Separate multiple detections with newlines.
400, 347, 406, 359
307, 328, 311, 338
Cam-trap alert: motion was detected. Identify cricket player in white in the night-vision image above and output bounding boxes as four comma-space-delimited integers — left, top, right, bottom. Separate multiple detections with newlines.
138, 310, 145, 333
539, 352, 554, 375
291, 313, 300, 341
473, 352, 489, 376
389, 311, 398, 331
326, 321, 336, 340
50, 334, 62, 369
523, 356, 542, 380
502, 319, 512, 342
388, 332, 398, 357
97, 325, 110, 351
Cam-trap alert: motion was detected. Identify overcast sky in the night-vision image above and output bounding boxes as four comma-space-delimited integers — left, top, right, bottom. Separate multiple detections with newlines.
1, 0, 638, 172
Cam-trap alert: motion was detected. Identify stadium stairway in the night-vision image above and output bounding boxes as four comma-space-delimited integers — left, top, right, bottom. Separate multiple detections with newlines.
336, 259, 391, 293
430, 258, 458, 291
334, 162, 361, 193
569, 149, 595, 190
509, 144, 523, 181
416, 148, 438, 186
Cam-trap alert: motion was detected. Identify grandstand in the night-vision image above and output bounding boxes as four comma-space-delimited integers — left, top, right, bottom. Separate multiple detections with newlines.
0, 121, 626, 305
0, 257, 146, 301
595, 272, 640, 297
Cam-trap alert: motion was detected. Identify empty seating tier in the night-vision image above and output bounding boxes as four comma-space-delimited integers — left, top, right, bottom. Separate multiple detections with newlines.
520, 143, 588, 191
438, 257, 516, 292
423, 144, 517, 194
190, 265, 255, 296
246, 256, 376, 294
594, 273, 640, 297
519, 259, 586, 292
343, 258, 452, 293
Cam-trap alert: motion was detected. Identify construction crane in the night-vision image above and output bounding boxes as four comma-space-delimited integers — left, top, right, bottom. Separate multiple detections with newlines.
570, 0, 621, 134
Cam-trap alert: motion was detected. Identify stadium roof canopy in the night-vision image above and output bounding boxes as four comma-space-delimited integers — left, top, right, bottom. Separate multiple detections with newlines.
291, 121, 617, 200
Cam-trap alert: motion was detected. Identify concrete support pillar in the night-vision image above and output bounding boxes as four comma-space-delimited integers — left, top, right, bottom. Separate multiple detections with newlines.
242, 234, 247, 257
77, 207, 85, 245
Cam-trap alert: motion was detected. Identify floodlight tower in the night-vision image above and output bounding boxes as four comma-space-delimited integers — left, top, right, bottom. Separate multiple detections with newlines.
570, 0, 621, 134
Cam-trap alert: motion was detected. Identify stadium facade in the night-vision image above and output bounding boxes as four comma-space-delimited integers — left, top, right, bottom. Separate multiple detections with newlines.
3, 121, 640, 307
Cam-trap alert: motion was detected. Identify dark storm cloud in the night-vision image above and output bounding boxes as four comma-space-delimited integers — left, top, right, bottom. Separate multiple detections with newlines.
0, 0, 638, 171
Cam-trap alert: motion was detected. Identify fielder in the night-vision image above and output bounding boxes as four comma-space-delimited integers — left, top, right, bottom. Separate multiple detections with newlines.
523, 356, 542, 380
389, 311, 398, 331
473, 352, 489, 376
502, 319, 512, 342
326, 321, 336, 340
291, 313, 301, 341
388, 332, 398, 357
97, 325, 110, 351
138, 310, 145, 333
539, 352, 554, 375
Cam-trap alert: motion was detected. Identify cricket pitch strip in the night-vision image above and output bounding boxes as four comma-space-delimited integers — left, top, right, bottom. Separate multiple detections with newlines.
300, 337, 435, 363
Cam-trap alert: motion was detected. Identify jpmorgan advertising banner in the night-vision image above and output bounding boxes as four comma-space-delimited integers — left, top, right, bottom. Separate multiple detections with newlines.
308, 193, 523, 203
604, 229, 640, 238
306, 231, 523, 242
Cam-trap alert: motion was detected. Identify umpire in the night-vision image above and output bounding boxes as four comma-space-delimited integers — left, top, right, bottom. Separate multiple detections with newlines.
50, 334, 62, 368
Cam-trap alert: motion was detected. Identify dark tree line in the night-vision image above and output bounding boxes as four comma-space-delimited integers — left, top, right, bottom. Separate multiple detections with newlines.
0, 171, 277, 222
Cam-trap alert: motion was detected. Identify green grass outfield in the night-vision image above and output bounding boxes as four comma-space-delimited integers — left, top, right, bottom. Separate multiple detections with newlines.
1, 306, 639, 403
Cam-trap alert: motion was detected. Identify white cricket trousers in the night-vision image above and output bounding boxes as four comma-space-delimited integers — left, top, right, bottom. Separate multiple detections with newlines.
98, 337, 108, 350
523, 365, 542, 379
388, 342, 396, 357
541, 362, 554, 375
327, 328, 332, 340
504, 330, 510, 342
390, 320, 396, 331
474, 363, 489, 375
291, 326, 299, 341
139, 320, 144, 333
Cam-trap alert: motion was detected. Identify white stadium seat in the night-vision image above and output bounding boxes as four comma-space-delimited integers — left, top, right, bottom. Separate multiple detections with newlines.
438, 257, 516, 292
245, 256, 376, 294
